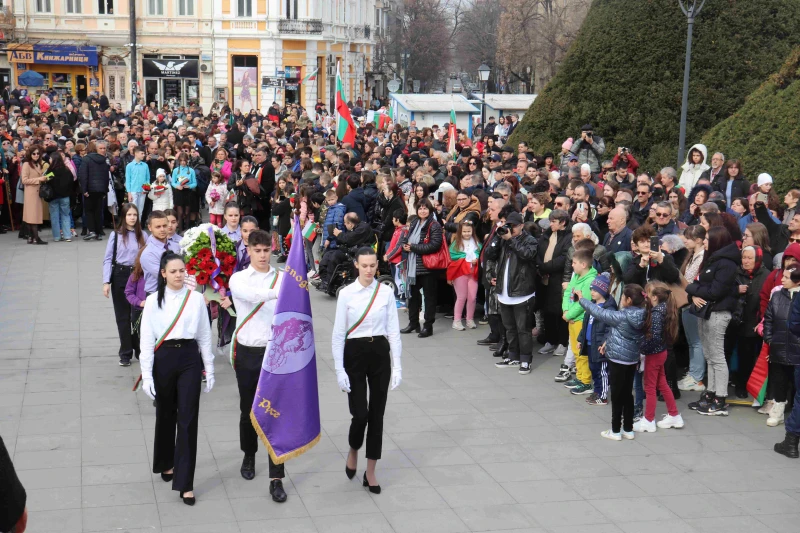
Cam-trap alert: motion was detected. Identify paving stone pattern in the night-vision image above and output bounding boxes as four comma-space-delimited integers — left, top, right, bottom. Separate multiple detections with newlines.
1, 231, 799, 533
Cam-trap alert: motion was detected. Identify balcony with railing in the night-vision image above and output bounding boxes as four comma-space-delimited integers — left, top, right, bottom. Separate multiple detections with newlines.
0, 6, 15, 29
278, 18, 322, 34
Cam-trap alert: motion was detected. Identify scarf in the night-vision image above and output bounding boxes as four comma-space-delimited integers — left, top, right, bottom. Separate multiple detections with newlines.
741, 246, 763, 279
406, 217, 426, 286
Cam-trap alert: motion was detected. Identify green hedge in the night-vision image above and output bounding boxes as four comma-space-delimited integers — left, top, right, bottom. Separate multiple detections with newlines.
508, 0, 800, 174
701, 48, 800, 194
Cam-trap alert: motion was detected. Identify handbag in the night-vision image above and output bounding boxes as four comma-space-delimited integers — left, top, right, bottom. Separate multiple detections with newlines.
687, 300, 712, 320
421, 221, 450, 270
39, 180, 55, 202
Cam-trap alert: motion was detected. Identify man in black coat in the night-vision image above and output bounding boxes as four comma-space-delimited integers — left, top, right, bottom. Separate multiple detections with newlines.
314, 213, 372, 292
487, 211, 538, 374
78, 140, 111, 241
0, 435, 26, 533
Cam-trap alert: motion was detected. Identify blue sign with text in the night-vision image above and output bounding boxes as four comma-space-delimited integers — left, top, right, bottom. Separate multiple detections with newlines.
33, 45, 98, 66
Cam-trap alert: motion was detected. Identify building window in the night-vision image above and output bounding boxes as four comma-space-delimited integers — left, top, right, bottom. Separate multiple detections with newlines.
66, 0, 82, 13
97, 0, 113, 14
148, 0, 163, 15
108, 76, 115, 99
177, 0, 193, 16
237, 0, 251, 17
285, 0, 298, 19
36, 0, 52, 12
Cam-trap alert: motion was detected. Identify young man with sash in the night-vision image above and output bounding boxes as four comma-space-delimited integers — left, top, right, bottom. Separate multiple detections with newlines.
227, 229, 287, 502
331, 246, 403, 494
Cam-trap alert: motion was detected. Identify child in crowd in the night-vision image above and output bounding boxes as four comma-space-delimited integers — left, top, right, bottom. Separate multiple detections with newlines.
577, 273, 615, 406
321, 188, 346, 251
577, 284, 650, 441
124, 248, 147, 361
447, 220, 482, 330
634, 282, 684, 432
205, 171, 228, 227
148, 168, 173, 212
221, 202, 242, 243
562, 249, 598, 395
385, 209, 409, 309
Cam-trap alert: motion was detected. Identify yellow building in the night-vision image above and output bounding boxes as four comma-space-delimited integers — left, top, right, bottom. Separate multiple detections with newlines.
10, 0, 388, 111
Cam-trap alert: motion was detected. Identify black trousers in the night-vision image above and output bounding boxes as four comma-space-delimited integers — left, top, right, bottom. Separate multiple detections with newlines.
736, 336, 763, 391
234, 344, 285, 478
499, 299, 534, 364
84, 192, 105, 235
110, 264, 133, 361
152, 340, 203, 492
319, 249, 347, 285
609, 361, 637, 433
408, 273, 438, 327
487, 313, 504, 343
543, 311, 569, 347
770, 361, 796, 403
344, 337, 391, 460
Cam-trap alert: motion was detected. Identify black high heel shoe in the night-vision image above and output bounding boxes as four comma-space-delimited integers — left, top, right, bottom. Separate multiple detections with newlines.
363, 472, 381, 494
345, 464, 356, 479
161, 471, 173, 482
180, 491, 196, 506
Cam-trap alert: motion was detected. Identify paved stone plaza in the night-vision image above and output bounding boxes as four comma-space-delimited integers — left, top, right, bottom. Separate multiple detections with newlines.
1, 231, 799, 533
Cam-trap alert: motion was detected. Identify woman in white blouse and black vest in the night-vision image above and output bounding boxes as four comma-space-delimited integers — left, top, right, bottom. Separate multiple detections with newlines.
139, 251, 215, 506
331, 247, 402, 494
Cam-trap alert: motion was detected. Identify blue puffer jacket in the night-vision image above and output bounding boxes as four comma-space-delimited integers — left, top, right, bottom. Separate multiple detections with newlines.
578, 296, 617, 363
578, 298, 646, 364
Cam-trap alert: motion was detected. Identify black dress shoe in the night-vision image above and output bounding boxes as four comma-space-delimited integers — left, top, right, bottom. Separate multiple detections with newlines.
400, 323, 420, 334
476, 335, 498, 346
418, 326, 433, 338
270, 479, 287, 502
345, 465, 356, 479
160, 471, 173, 482
362, 472, 381, 494
493, 341, 508, 358
180, 491, 196, 506
240, 454, 255, 480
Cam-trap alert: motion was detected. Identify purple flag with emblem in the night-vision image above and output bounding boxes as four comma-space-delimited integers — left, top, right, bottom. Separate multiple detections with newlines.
250, 216, 321, 463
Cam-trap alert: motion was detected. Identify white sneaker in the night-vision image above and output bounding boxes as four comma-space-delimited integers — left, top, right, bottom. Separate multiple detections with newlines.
621, 430, 635, 440
553, 344, 567, 356
601, 429, 622, 441
678, 376, 706, 392
767, 401, 786, 427
452, 320, 465, 331
633, 418, 657, 433
538, 342, 555, 354
758, 399, 775, 415
656, 413, 685, 429
465, 320, 477, 329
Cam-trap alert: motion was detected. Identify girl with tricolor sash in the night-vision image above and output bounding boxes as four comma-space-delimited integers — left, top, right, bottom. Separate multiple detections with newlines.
139, 251, 215, 506
331, 247, 402, 494
447, 219, 481, 331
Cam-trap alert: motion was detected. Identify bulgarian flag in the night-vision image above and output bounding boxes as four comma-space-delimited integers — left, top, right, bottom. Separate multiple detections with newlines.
302, 221, 319, 242
335, 62, 357, 145
302, 67, 318, 83
447, 95, 458, 159
747, 342, 770, 403
374, 107, 390, 129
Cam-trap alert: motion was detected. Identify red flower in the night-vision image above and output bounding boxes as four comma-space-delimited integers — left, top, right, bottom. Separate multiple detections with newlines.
200, 260, 217, 272
223, 256, 236, 267
187, 266, 197, 275
215, 250, 224, 259
196, 272, 210, 285
197, 248, 212, 260
187, 257, 199, 267
214, 276, 225, 288
221, 265, 234, 277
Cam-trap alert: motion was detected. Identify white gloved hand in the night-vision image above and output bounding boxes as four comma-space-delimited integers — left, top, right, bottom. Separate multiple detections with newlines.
204, 374, 215, 393
391, 368, 402, 390
336, 370, 351, 393
142, 378, 157, 400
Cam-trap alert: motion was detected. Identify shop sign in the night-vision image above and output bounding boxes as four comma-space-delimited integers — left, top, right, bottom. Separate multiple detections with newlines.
9, 45, 99, 66
143, 59, 199, 79
285, 83, 298, 91
262, 76, 284, 88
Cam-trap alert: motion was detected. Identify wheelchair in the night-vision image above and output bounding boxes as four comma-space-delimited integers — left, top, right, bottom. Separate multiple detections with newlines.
325, 244, 398, 298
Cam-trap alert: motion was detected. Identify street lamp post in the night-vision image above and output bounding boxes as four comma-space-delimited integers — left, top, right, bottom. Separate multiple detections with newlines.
401, 50, 410, 94
677, 0, 706, 167
478, 63, 491, 133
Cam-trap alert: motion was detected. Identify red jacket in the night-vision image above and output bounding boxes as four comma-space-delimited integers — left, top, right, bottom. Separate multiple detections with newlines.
759, 243, 800, 318
612, 153, 639, 174
385, 226, 408, 264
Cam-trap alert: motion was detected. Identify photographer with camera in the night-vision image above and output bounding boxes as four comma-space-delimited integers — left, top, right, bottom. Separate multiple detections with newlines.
487, 212, 538, 374
612, 146, 639, 175
569, 124, 605, 174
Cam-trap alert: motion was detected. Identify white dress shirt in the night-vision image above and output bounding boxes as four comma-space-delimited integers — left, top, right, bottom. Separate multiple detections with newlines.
139, 286, 215, 382
228, 265, 283, 347
331, 279, 402, 374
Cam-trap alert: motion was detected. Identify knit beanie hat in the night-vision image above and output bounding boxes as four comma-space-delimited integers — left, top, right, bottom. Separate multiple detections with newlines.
590, 272, 611, 299
757, 173, 773, 187
562, 137, 573, 151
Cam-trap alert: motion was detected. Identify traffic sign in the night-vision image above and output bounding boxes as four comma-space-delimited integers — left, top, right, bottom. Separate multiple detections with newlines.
387, 80, 400, 93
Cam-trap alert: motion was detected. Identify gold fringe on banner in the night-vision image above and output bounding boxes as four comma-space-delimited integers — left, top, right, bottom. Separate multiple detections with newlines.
250, 411, 321, 465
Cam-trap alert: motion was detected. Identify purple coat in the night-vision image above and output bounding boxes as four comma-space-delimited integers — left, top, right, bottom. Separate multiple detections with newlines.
124, 274, 147, 308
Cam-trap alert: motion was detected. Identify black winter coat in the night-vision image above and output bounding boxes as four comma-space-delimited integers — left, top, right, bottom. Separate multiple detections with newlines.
485, 230, 538, 297
735, 265, 770, 336
686, 242, 741, 313
623, 253, 681, 287
710, 173, 750, 201
362, 183, 379, 222
342, 187, 369, 222
0, 435, 26, 533
764, 289, 800, 365
78, 152, 110, 194
50, 165, 74, 199
336, 221, 374, 252
401, 216, 443, 277
536, 226, 573, 313
377, 194, 405, 242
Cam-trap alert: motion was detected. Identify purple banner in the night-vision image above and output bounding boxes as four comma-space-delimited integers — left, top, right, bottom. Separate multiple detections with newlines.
250, 216, 321, 463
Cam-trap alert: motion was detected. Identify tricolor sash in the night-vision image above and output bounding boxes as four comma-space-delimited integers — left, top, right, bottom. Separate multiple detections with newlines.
230, 271, 280, 369
346, 284, 380, 339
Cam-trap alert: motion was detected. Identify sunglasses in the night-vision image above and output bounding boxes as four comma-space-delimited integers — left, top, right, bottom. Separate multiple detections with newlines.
637, 191, 649, 195
790, 238, 800, 243
656, 213, 670, 218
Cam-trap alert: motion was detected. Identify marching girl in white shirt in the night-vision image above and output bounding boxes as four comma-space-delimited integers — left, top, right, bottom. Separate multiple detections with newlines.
139, 251, 215, 506
331, 247, 402, 494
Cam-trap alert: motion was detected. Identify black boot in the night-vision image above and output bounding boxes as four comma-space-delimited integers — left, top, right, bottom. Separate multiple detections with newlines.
240, 454, 255, 480
688, 391, 713, 411
493, 340, 508, 358
400, 323, 420, 334
774, 432, 800, 459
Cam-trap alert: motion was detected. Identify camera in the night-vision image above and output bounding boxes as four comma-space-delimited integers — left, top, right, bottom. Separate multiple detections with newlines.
496, 224, 513, 236
620, 147, 628, 155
